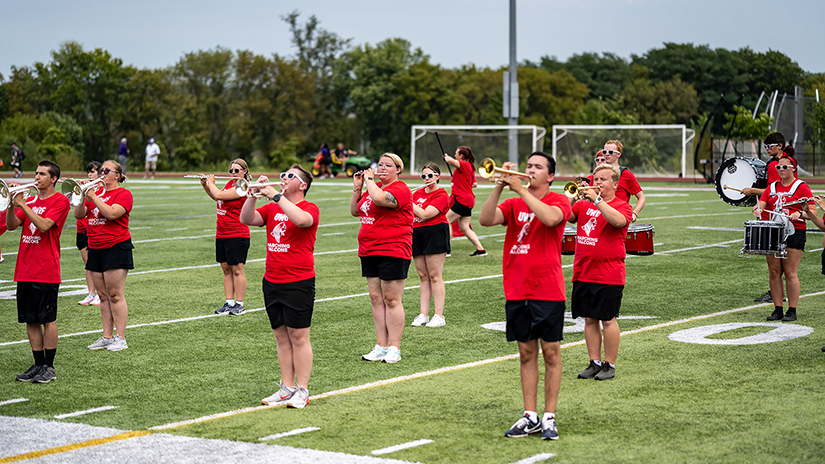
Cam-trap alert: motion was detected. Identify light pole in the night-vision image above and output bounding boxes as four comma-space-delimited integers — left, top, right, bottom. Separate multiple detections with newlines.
502, 0, 519, 165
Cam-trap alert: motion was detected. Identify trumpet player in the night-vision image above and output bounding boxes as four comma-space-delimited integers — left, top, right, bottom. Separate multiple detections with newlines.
199, 159, 251, 316
479, 152, 570, 441
77, 161, 103, 306
8, 161, 71, 383
568, 164, 632, 382
585, 141, 645, 223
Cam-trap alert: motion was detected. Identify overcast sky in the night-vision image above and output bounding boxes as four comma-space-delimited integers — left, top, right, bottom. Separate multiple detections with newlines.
2, 0, 824, 81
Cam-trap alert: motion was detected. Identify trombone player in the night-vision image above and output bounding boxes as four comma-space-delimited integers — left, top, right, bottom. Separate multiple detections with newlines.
567, 164, 632, 381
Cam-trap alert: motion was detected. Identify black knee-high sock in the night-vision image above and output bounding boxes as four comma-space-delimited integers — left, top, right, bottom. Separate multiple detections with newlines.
44, 348, 56, 367
33, 350, 45, 366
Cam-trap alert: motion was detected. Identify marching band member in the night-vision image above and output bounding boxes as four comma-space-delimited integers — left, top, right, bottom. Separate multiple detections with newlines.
587, 140, 645, 222
568, 164, 632, 381
410, 163, 451, 328
76, 160, 134, 352
479, 151, 571, 441
200, 159, 251, 315
9, 161, 71, 383
240, 164, 319, 409
77, 161, 103, 306
444, 146, 487, 257
755, 157, 814, 322
352, 153, 413, 364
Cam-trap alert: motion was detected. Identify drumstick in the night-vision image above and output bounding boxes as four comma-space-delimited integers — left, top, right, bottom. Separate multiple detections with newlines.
434, 132, 453, 176
723, 184, 744, 193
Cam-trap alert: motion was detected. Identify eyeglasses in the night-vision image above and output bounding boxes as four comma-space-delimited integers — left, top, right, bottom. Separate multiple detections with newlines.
776, 165, 793, 171
765, 143, 782, 150
420, 173, 437, 180
599, 149, 620, 156
280, 172, 306, 184
229, 168, 244, 174
595, 157, 606, 163
100, 168, 116, 175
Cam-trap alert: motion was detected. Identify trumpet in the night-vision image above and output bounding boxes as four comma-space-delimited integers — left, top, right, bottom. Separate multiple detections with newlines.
61, 178, 107, 207
0, 180, 40, 211
563, 181, 600, 199
477, 158, 532, 186
233, 178, 281, 197
183, 174, 238, 180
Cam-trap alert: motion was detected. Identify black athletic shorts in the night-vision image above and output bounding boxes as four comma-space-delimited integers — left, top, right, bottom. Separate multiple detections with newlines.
505, 300, 565, 343
786, 228, 806, 251
86, 239, 134, 272
412, 223, 451, 256
450, 200, 473, 217
264, 277, 315, 330
571, 281, 624, 321
76, 232, 88, 250
17, 282, 59, 324
360, 255, 411, 281
216, 237, 250, 266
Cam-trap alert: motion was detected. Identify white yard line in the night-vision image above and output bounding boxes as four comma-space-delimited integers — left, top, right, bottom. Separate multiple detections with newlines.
371, 439, 433, 455
0, 398, 28, 406
54, 405, 119, 419
259, 427, 321, 441
509, 453, 556, 464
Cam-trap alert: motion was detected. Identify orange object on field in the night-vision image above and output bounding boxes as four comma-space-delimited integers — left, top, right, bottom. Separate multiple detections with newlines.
451, 221, 470, 237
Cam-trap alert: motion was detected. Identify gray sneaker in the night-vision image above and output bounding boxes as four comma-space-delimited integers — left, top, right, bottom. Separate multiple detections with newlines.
578, 360, 602, 379
106, 335, 128, 351
215, 302, 233, 315
594, 363, 615, 380
16, 364, 42, 382
88, 336, 115, 350
541, 417, 559, 440
32, 365, 56, 384
228, 303, 246, 315
754, 290, 772, 303
262, 382, 296, 406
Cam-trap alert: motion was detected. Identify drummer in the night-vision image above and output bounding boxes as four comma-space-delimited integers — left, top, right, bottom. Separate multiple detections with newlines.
585, 140, 645, 223
754, 157, 814, 322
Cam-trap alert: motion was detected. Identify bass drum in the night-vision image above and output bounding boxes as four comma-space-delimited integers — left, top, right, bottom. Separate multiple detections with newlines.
562, 225, 576, 255
715, 157, 767, 207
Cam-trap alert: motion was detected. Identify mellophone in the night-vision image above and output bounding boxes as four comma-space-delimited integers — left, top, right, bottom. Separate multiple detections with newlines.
562, 223, 655, 255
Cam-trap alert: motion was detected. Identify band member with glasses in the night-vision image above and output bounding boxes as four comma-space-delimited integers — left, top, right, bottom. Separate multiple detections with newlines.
480, 151, 571, 441
9, 161, 71, 383
410, 163, 451, 328
444, 146, 487, 257
77, 161, 103, 307
352, 153, 413, 364
586, 140, 645, 222
200, 159, 251, 316
76, 160, 134, 352
568, 164, 632, 381
755, 157, 813, 322
240, 164, 318, 410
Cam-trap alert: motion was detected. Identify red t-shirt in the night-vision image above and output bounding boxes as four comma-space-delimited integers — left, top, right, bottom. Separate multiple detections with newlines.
357, 181, 414, 259
587, 168, 642, 203
256, 200, 320, 284
759, 180, 813, 230
499, 192, 572, 301
413, 187, 449, 228
75, 185, 103, 234
216, 180, 251, 239
570, 197, 633, 285
14, 193, 71, 283
449, 160, 477, 208
85, 187, 133, 249
766, 156, 798, 184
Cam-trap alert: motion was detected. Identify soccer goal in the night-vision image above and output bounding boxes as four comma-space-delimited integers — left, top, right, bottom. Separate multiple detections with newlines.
552, 125, 696, 178
410, 125, 547, 174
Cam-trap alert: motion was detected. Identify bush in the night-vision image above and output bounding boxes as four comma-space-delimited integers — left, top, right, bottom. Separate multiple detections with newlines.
269, 138, 300, 171
173, 136, 207, 170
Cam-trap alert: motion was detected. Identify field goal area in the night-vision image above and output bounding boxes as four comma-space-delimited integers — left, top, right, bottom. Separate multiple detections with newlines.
552, 125, 696, 178
410, 125, 546, 174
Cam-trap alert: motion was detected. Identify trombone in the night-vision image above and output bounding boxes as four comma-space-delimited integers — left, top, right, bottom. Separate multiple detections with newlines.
477, 158, 533, 186
61, 178, 107, 207
563, 181, 600, 200
233, 178, 281, 197
0, 180, 40, 211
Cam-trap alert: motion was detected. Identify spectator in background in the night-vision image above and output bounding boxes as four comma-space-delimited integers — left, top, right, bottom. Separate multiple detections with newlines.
144, 138, 160, 180
333, 143, 355, 166
10, 142, 23, 178
118, 138, 130, 175
318, 143, 332, 179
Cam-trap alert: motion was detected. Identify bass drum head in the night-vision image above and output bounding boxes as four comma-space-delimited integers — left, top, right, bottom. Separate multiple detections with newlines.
715, 158, 767, 207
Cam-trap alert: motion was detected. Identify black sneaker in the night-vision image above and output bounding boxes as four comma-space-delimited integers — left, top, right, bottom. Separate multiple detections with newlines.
541, 417, 559, 441
16, 365, 42, 382
215, 303, 232, 315
754, 290, 772, 303
504, 414, 541, 437
782, 309, 797, 322
469, 250, 487, 257
578, 361, 601, 379
228, 303, 246, 315
767, 308, 784, 321
595, 363, 615, 380
32, 366, 56, 384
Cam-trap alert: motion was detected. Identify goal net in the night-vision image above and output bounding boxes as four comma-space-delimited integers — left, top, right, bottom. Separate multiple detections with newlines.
551, 125, 696, 178
410, 125, 546, 174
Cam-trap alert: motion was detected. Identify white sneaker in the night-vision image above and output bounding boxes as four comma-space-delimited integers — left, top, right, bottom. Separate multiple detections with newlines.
87, 336, 114, 350
382, 346, 401, 363
78, 293, 95, 305
90, 294, 101, 306
362, 344, 388, 361
411, 314, 429, 327
287, 386, 309, 409
106, 335, 128, 351
425, 314, 446, 327
262, 382, 296, 406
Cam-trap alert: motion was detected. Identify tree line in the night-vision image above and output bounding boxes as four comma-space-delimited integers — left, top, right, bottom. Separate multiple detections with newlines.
0, 12, 822, 172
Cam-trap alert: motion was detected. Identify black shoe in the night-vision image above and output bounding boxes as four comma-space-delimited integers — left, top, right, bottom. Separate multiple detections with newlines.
215, 302, 232, 315
754, 290, 773, 303
578, 361, 601, 379
767, 308, 784, 321
595, 363, 615, 380
32, 365, 56, 383
16, 364, 42, 382
469, 250, 487, 257
782, 309, 797, 322
504, 414, 541, 437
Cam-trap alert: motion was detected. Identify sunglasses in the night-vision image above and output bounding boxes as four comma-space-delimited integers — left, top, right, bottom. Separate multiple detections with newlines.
776, 165, 793, 171
595, 157, 606, 163
229, 168, 244, 174
420, 173, 437, 180
99, 168, 116, 175
764, 143, 782, 150
599, 149, 620, 156
280, 172, 306, 184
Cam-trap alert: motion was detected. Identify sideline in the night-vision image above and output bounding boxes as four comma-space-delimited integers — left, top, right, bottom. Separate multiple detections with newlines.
0, 431, 150, 464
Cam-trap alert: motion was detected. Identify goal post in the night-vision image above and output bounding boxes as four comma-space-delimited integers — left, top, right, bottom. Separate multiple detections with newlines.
410, 125, 547, 175
552, 125, 696, 178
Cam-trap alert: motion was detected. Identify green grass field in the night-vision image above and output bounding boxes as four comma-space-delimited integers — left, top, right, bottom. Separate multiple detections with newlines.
2, 179, 825, 463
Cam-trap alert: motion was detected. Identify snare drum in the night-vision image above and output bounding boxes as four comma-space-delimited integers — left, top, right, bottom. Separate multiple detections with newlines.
742, 220, 786, 256
626, 224, 654, 255
562, 225, 576, 255
715, 157, 767, 207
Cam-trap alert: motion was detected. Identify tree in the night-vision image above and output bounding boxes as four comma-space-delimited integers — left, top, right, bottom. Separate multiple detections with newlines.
517, 67, 589, 128
723, 105, 773, 140
532, 52, 631, 100
620, 66, 699, 124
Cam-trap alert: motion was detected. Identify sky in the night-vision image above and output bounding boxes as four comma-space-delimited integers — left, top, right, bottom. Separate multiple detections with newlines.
2, 0, 824, 80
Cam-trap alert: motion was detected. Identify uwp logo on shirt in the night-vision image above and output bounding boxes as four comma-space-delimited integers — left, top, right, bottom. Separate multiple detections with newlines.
360, 197, 374, 224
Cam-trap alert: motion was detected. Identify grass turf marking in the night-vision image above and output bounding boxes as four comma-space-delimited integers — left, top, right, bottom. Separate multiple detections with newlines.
259, 427, 321, 441
0, 398, 28, 406
0, 430, 150, 463
509, 453, 556, 464
371, 439, 434, 455
54, 405, 119, 419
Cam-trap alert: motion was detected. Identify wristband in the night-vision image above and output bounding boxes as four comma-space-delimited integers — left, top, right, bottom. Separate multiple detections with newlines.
271, 193, 282, 203
367, 177, 374, 181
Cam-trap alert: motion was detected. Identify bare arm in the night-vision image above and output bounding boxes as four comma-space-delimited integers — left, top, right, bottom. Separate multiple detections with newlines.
631, 190, 646, 220
479, 183, 506, 227
86, 191, 127, 221
443, 154, 460, 169
239, 196, 264, 227
350, 173, 365, 217
413, 205, 441, 221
